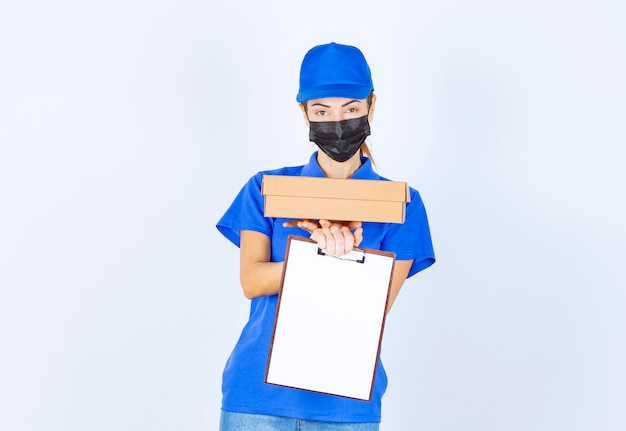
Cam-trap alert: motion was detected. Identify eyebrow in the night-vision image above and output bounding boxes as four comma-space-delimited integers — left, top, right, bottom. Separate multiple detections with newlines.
310, 99, 362, 108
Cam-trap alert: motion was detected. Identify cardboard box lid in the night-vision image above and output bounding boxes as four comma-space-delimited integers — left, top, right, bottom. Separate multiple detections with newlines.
261, 175, 410, 203
264, 195, 406, 223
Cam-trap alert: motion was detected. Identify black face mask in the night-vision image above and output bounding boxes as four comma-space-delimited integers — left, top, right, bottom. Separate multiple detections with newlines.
308, 115, 371, 163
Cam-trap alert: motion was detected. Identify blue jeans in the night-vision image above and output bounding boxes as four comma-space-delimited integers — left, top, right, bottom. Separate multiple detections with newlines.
220, 411, 379, 431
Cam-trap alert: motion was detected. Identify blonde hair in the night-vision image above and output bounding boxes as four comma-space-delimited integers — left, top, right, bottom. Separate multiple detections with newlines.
301, 91, 377, 167
360, 141, 375, 164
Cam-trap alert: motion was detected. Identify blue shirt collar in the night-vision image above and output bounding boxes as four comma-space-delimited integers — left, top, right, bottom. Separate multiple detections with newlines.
300, 151, 379, 180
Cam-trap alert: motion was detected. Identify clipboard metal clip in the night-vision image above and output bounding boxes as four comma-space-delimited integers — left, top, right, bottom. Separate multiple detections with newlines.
317, 248, 366, 264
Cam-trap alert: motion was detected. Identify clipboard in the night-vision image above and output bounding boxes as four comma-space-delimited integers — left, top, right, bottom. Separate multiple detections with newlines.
265, 235, 396, 401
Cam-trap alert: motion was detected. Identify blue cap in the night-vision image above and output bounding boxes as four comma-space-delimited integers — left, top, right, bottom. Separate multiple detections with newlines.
296, 42, 374, 103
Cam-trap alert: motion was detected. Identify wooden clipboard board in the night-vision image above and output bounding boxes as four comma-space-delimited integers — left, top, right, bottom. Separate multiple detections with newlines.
265, 235, 396, 401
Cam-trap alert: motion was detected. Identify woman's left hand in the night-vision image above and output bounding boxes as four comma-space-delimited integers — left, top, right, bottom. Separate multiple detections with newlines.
283, 219, 363, 256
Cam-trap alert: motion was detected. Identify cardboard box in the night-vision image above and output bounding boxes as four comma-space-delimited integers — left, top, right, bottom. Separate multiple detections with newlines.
262, 175, 410, 223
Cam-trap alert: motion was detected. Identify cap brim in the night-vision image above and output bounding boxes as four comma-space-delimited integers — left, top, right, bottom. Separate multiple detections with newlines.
296, 84, 373, 103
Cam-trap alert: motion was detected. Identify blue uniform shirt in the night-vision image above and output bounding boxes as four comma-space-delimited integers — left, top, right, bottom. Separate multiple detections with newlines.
216, 152, 435, 423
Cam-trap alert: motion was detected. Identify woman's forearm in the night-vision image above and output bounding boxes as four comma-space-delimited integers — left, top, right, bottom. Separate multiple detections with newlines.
239, 230, 284, 299
240, 260, 284, 299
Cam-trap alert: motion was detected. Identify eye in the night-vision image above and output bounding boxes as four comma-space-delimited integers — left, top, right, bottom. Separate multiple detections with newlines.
314, 110, 329, 116
346, 106, 359, 113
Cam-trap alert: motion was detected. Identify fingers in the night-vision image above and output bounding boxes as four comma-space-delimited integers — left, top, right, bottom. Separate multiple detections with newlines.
298, 220, 321, 233
309, 228, 327, 251
313, 220, 356, 256
343, 221, 363, 247
353, 226, 363, 247
282, 220, 300, 228
344, 221, 363, 230
282, 219, 317, 231
283, 219, 363, 256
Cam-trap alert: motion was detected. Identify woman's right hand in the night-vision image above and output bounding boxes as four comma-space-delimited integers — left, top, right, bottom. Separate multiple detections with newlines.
283, 219, 363, 256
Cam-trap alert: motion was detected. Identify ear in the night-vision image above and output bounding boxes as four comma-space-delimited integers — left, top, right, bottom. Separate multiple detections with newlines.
299, 103, 310, 127
367, 94, 377, 123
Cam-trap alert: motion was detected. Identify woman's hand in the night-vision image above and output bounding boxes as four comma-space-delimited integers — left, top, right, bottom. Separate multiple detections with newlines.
283, 219, 363, 256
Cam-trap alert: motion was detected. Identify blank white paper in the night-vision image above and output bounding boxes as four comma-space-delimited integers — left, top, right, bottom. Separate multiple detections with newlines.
266, 237, 395, 400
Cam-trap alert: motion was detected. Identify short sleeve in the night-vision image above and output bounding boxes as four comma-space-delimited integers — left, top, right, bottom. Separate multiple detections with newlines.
381, 188, 435, 278
216, 173, 272, 248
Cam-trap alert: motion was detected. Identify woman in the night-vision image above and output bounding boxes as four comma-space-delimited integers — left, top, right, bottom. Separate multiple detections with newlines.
216, 42, 435, 430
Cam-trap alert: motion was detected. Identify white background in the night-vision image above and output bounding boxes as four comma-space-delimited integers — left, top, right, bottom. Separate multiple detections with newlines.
1, 1, 625, 430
